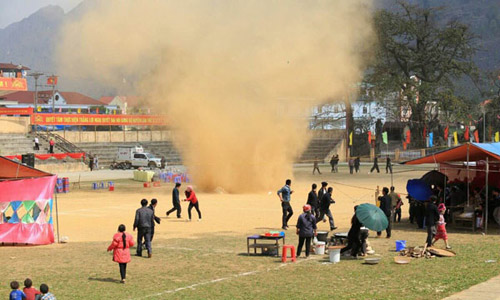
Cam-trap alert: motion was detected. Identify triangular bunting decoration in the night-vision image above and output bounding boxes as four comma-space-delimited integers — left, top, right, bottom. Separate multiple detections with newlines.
21, 214, 35, 224
23, 200, 36, 213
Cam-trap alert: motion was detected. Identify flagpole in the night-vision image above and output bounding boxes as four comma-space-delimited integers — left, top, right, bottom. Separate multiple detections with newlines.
485, 157, 489, 234
466, 143, 470, 206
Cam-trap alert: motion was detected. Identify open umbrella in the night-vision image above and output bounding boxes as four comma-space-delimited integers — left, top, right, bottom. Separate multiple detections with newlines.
355, 203, 388, 232
420, 170, 448, 187
406, 179, 432, 201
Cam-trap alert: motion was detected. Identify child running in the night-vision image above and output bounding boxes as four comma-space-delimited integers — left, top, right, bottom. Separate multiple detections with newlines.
433, 203, 451, 249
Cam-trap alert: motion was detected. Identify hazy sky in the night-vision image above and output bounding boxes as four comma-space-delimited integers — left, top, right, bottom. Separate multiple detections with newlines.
0, 0, 83, 29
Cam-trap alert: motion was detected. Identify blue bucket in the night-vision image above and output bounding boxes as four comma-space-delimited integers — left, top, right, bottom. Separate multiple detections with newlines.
395, 240, 406, 252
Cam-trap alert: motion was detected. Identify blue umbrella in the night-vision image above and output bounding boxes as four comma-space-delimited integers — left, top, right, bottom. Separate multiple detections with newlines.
406, 179, 432, 201
355, 203, 388, 232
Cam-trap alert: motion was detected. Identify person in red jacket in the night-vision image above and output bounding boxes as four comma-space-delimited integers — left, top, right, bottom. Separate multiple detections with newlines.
107, 224, 135, 283
184, 186, 202, 221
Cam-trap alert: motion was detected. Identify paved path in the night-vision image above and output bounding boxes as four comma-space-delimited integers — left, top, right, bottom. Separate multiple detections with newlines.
443, 275, 500, 299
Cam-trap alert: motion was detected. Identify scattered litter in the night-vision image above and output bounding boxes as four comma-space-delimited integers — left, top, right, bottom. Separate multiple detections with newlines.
485, 260, 497, 263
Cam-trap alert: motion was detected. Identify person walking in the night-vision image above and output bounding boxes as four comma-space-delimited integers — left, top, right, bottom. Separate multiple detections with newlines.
424, 196, 440, 250
88, 153, 94, 171
148, 198, 161, 242
316, 187, 337, 231
330, 155, 336, 173
277, 179, 294, 230
348, 158, 354, 174
307, 183, 319, 219
318, 182, 328, 201
34, 137, 40, 151
184, 186, 202, 221
433, 203, 451, 249
369, 156, 380, 173
166, 182, 182, 218
94, 155, 99, 170
107, 224, 134, 283
133, 199, 154, 258
377, 187, 392, 238
354, 157, 360, 173
161, 156, 166, 169
333, 154, 339, 173
386, 156, 392, 174
389, 186, 402, 222
312, 157, 321, 175
296, 204, 317, 258
49, 138, 55, 154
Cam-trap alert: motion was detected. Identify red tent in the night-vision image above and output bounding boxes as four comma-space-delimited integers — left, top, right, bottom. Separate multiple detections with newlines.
403, 143, 500, 165
0, 156, 57, 244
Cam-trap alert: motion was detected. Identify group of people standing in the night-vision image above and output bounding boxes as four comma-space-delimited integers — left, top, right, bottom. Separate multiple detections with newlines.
107, 184, 203, 283
317, 155, 393, 175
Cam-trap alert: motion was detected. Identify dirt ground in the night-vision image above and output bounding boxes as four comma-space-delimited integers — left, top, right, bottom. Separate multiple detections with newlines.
56, 163, 432, 243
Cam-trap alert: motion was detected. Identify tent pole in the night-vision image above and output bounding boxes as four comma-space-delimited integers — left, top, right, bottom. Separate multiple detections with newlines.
55, 190, 60, 243
485, 157, 489, 234
467, 143, 470, 206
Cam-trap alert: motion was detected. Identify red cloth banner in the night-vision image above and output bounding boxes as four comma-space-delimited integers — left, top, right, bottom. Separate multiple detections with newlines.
0, 107, 33, 115
0, 77, 27, 91
0, 175, 56, 203
464, 126, 470, 141
444, 126, 449, 140
47, 76, 58, 85
474, 130, 480, 143
406, 130, 411, 144
0, 223, 54, 244
368, 131, 372, 144
32, 113, 166, 126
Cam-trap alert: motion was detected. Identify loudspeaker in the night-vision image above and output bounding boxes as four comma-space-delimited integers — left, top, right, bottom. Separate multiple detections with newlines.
22, 153, 35, 168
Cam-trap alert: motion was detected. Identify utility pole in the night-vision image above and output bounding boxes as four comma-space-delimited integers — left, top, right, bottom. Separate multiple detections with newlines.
48, 74, 57, 113
28, 72, 44, 134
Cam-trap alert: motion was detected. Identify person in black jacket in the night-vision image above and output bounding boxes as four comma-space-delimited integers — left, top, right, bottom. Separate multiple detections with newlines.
307, 183, 319, 219
318, 182, 328, 202
425, 196, 440, 247
316, 187, 337, 230
134, 199, 154, 258
166, 183, 182, 218
296, 204, 317, 258
354, 157, 360, 173
341, 205, 363, 257
377, 187, 392, 238
369, 157, 380, 173
386, 156, 392, 174
148, 198, 161, 242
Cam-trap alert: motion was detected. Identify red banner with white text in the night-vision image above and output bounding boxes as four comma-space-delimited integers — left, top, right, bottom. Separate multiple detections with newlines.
0, 107, 33, 115
31, 114, 167, 126
0, 77, 28, 91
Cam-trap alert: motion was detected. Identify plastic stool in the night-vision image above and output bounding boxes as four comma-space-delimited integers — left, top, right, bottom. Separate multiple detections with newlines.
282, 245, 296, 263
174, 176, 182, 183
109, 185, 115, 191
143, 182, 151, 188
153, 181, 161, 187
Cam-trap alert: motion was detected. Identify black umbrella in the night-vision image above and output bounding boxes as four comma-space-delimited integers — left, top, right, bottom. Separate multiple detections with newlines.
420, 170, 448, 187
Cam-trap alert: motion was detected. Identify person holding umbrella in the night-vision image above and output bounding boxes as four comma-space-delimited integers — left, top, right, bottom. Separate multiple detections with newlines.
355, 203, 389, 245
341, 205, 363, 257
376, 187, 391, 238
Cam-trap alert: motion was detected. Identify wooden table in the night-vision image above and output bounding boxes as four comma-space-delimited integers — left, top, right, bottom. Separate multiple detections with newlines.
247, 234, 285, 256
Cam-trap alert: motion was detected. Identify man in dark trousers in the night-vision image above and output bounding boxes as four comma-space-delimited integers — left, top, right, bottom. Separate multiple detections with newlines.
318, 182, 328, 202
369, 156, 380, 173
377, 187, 392, 238
277, 179, 294, 230
166, 182, 182, 218
354, 157, 361, 173
148, 198, 161, 242
313, 157, 321, 175
316, 187, 337, 231
134, 199, 154, 258
386, 156, 392, 174
425, 196, 440, 248
307, 183, 319, 219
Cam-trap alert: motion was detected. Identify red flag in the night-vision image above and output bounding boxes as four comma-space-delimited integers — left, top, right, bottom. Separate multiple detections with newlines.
368, 131, 372, 144
444, 126, 449, 140
46, 76, 58, 85
464, 126, 470, 141
474, 130, 479, 143
406, 130, 411, 144
423, 126, 427, 138
96, 108, 99, 114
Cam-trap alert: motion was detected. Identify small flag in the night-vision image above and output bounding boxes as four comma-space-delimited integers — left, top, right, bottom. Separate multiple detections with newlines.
453, 131, 458, 146
113, 109, 116, 115
496, 132, 499, 142
368, 131, 372, 144
77, 108, 81, 114
444, 126, 449, 140
423, 126, 427, 138
474, 130, 479, 143
47, 76, 58, 85
58, 107, 62, 113
464, 126, 470, 141
382, 131, 388, 144
349, 132, 353, 146
96, 108, 99, 114
37, 106, 41, 112
406, 130, 411, 144
429, 132, 433, 147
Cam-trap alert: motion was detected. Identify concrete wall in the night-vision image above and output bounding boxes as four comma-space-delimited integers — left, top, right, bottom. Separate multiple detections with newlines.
0, 116, 30, 134
36, 162, 88, 173
311, 129, 345, 140
54, 130, 172, 143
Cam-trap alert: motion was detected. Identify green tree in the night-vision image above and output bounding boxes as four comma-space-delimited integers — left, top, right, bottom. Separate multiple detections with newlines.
366, 1, 478, 147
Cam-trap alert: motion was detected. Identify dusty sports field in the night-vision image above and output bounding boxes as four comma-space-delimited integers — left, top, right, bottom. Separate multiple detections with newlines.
2, 163, 500, 299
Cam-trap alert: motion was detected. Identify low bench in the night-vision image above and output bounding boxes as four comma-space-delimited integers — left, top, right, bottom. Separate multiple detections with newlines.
247, 234, 285, 256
